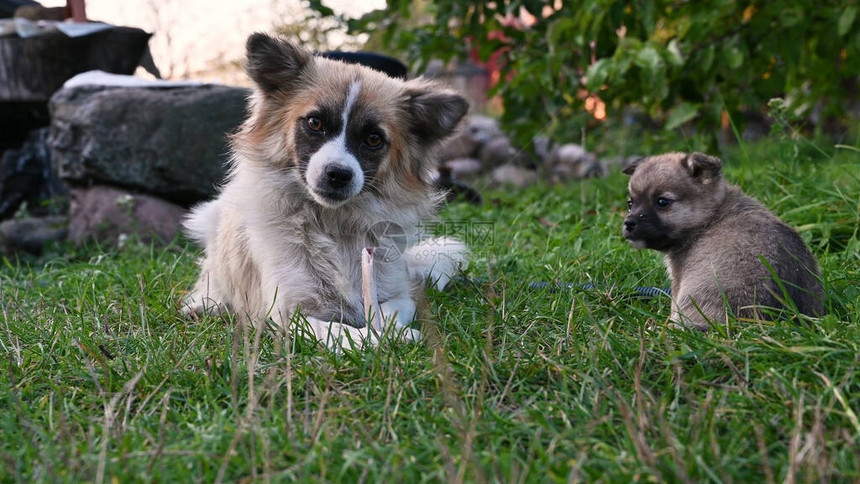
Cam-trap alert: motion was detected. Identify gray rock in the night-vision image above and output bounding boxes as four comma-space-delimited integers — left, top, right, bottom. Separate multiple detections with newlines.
465, 115, 502, 143
442, 157, 483, 177
546, 143, 591, 166
438, 128, 481, 161
532, 135, 551, 162
479, 136, 515, 168
549, 160, 604, 182
480, 135, 537, 169
546, 143, 604, 182
437, 115, 504, 162
49, 84, 249, 206
68, 185, 187, 245
491, 164, 538, 187
0, 215, 68, 254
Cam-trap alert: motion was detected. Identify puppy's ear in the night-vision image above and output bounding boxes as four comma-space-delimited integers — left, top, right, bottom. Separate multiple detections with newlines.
404, 84, 469, 144
244, 33, 311, 94
683, 152, 722, 180
622, 157, 644, 176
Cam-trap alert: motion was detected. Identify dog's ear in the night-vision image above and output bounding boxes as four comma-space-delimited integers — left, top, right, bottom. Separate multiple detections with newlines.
622, 157, 644, 176
244, 33, 311, 94
404, 84, 469, 144
683, 152, 722, 180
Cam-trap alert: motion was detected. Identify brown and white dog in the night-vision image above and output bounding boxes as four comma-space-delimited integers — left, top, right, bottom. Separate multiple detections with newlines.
183, 33, 469, 349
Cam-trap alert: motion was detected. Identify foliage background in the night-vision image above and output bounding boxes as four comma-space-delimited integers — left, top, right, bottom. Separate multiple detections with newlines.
322, 0, 860, 152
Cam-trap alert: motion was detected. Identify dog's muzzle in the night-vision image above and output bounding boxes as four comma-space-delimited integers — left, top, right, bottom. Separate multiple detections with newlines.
309, 162, 364, 206
305, 139, 366, 207
323, 165, 354, 191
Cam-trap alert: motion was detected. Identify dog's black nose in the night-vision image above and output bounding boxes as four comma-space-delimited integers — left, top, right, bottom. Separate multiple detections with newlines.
325, 165, 353, 189
624, 219, 637, 231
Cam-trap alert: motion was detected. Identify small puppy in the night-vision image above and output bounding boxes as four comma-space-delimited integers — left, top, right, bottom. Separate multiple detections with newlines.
623, 152, 824, 329
183, 33, 469, 348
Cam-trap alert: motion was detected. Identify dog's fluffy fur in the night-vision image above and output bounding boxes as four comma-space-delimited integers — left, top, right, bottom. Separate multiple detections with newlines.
183, 33, 470, 348
623, 152, 824, 329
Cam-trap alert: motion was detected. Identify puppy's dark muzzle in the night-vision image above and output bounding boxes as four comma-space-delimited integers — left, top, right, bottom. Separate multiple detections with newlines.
623, 218, 636, 231
623, 211, 674, 251
623, 213, 644, 236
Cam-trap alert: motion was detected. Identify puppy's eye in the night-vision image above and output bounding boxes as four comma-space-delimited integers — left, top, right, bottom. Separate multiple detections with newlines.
656, 197, 673, 208
307, 117, 323, 132
626, 198, 633, 209
365, 133, 384, 149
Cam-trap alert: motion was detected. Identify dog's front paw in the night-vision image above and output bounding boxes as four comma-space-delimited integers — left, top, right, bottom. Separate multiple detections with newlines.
379, 298, 416, 328
397, 326, 422, 343
404, 237, 468, 290
301, 316, 420, 352
181, 295, 224, 318
303, 316, 373, 352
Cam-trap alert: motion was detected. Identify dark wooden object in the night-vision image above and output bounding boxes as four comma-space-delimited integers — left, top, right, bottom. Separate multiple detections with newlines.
0, 26, 151, 102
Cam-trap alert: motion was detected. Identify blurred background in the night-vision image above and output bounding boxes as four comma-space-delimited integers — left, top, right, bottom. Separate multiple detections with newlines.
37, 0, 385, 83
1, 0, 857, 253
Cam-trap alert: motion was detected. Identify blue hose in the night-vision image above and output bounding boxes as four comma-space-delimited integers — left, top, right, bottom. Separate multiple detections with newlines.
450, 276, 671, 299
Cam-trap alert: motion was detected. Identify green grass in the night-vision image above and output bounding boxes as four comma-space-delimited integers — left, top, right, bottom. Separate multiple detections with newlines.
1, 136, 859, 482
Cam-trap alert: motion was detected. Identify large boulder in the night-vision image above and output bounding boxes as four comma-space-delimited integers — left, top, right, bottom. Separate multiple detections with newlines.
68, 185, 187, 245
49, 84, 248, 206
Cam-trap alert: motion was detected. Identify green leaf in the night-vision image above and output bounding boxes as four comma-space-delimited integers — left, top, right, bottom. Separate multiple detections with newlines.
522, 0, 543, 17
699, 46, 715, 71
584, 58, 611, 90
725, 46, 743, 69
666, 39, 683, 66
634, 46, 663, 72
839, 7, 857, 37
665, 102, 700, 130
308, 0, 335, 17
547, 17, 577, 48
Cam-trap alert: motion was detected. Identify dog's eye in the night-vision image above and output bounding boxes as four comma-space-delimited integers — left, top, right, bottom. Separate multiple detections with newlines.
306, 117, 323, 132
365, 133, 384, 149
656, 197, 673, 208
627, 199, 633, 209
